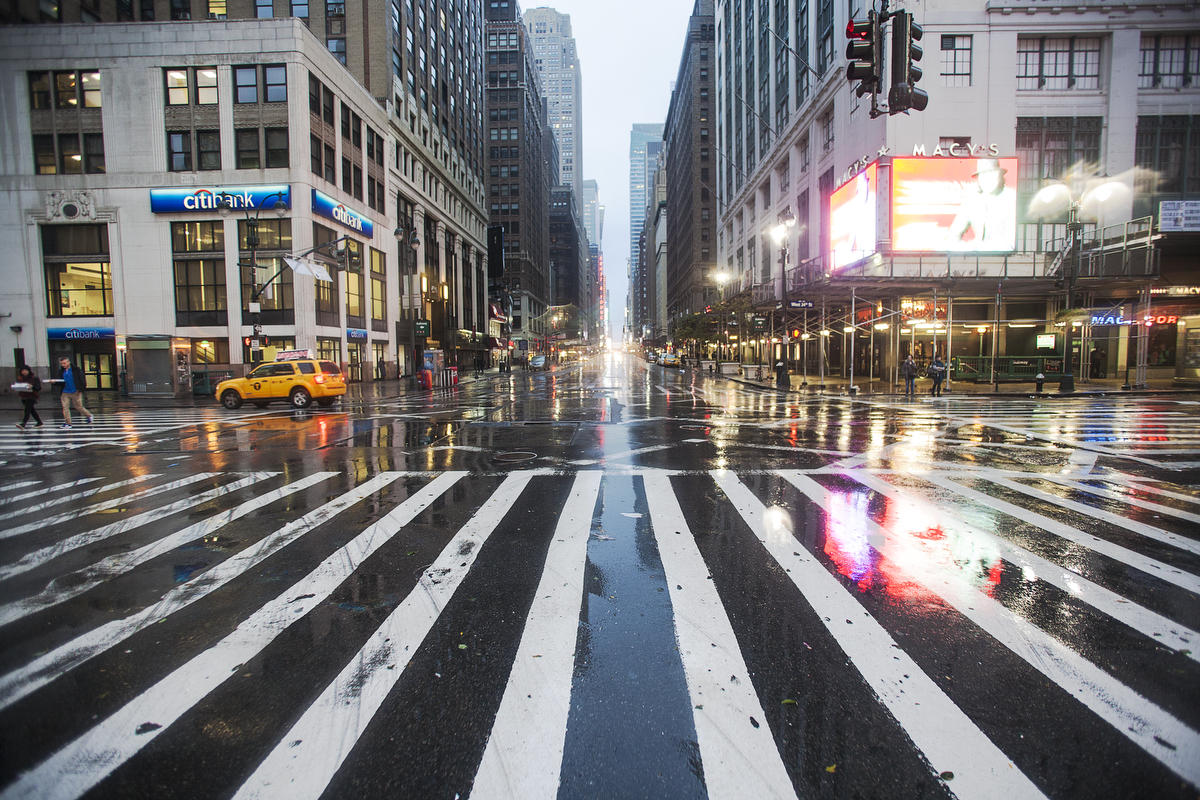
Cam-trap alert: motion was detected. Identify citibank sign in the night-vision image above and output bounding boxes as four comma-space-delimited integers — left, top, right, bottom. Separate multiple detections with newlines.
150, 185, 291, 213
312, 189, 374, 238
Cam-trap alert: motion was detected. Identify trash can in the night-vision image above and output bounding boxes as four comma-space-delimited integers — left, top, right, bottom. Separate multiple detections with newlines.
419, 369, 433, 390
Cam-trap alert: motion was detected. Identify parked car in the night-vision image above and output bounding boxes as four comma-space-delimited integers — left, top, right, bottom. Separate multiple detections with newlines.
659, 352, 681, 368
216, 352, 345, 410
529, 354, 549, 371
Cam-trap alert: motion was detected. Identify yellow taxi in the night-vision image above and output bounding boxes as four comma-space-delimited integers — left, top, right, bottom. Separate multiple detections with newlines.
216, 350, 346, 410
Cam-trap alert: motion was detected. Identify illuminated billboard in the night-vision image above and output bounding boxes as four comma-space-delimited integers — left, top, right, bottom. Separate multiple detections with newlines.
829, 162, 878, 270
891, 157, 1018, 253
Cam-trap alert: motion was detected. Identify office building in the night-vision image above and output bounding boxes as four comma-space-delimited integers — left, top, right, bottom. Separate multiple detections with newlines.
523, 5, 583, 200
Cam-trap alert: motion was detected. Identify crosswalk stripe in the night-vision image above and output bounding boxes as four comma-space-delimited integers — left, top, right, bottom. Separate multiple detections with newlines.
0, 477, 103, 506
0, 472, 338, 627
983, 476, 1200, 556
0, 474, 161, 526
0, 480, 40, 495
645, 472, 798, 800
715, 470, 1047, 800
1102, 479, 1200, 506
846, 471, 1200, 663
0, 471, 465, 800
0, 472, 407, 713
924, 475, 1200, 595
781, 470, 1200, 789
0, 472, 276, 584
1036, 476, 1200, 525
469, 472, 602, 800
233, 471, 523, 800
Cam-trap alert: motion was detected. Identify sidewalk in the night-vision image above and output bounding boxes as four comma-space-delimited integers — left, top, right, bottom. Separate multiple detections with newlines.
720, 370, 1200, 397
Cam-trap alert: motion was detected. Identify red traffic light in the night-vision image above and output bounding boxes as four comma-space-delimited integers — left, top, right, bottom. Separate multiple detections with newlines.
846, 19, 871, 40
243, 337, 251, 346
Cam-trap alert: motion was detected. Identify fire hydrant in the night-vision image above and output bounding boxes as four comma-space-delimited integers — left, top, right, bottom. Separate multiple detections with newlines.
1035, 372, 1045, 393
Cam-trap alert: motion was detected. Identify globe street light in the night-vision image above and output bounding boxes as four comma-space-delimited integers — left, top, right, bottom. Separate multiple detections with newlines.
712, 269, 731, 362
218, 190, 288, 363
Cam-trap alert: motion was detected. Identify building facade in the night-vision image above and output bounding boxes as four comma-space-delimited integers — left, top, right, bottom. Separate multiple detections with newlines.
0, 19, 491, 395
714, 0, 1200, 383
664, 0, 716, 326
523, 5, 583, 201
627, 125, 663, 341
485, 0, 555, 356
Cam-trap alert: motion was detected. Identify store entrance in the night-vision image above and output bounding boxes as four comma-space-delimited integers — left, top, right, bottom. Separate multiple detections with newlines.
49, 338, 117, 390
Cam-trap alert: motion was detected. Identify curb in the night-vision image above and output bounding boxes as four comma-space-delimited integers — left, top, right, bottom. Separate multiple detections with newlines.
719, 375, 1200, 398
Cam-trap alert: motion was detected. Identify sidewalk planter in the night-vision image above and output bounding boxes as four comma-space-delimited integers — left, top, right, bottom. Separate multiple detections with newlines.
719, 362, 741, 376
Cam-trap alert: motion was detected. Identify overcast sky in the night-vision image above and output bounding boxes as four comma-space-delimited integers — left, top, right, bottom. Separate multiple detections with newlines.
524, 0, 697, 341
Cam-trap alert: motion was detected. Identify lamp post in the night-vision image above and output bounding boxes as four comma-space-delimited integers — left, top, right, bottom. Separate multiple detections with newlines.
712, 269, 731, 363
217, 190, 288, 365
770, 208, 797, 377
393, 222, 421, 375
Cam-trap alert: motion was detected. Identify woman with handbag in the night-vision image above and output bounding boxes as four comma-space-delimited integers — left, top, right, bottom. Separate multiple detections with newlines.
13, 365, 43, 429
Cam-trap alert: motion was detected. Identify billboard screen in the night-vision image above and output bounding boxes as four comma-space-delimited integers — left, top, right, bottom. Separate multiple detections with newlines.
829, 162, 878, 270
891, 157, 1018, 253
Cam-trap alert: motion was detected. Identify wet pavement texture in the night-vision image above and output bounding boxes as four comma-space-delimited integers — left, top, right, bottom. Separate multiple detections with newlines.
0, 352, 1198, 799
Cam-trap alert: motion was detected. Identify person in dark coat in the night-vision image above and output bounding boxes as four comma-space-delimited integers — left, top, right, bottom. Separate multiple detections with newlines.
929, 355, 947, 397
14, 366, 42, 429
901, 355, 918, 398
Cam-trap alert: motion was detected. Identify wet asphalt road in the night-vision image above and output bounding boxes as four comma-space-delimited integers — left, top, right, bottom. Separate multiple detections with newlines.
0, 351, 1198, 800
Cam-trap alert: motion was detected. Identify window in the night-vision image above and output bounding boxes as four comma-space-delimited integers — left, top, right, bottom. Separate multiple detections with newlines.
196, 129, 221, 170
328, 38, 347, 65
324, 144, 335, 183
291, 0, 308, 20
33, 135, 56, 174
345, 268, 364, 320
167, 130, 192, 171
236, 128, 260, 168
256, 0, 272, 17
196, 68, 218, 104
57, 133, 82, 174
342, 156, 352, 193
240, 219, 294, 321
820, 110, 834, 151
84, 133, 104, 173
55, 71, 78, 108
170, 0, 190, 19
1017, 36, 1101, 91
165, 67, 217, 105
1139, 34, 1199, 89
940, 35, 972, 87
264, 65, 286, 102
353, 165, 363, 200
172, 220, 228, 326
313, 223, 340, 324
322, 86, 334, 124
234, 66, 258, 103
208, 0, 226, 17
1136, 115, 1200, 198
42, 224, 113, 318
28, 72, 51, 110
192, 338, 230, 365
265, 128, 288, 168
165, 68, 189, 105
370, 248, 386, 326
309, 74, 322, 116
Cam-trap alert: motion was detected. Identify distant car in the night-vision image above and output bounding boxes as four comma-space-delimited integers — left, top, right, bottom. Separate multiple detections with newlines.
529, 355, 549, 371
216, 354, 345, 410
659, 352, 681, 368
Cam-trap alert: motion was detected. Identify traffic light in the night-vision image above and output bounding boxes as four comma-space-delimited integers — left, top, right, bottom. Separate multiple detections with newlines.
845, 11, 881, 98
888, 11, 929, 113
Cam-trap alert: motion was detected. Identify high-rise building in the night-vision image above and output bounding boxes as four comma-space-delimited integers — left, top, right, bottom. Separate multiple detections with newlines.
0, 0, 491, 384
485, 0, 555, 358
715, 0, 1198, 384
580, 179, 601, 245
664, 0, 715, 324
523, 6, 583, 200
629, 124, 664, 271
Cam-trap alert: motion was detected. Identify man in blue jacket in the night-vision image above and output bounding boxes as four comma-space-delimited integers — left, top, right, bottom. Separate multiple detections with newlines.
56, 356, 94, 428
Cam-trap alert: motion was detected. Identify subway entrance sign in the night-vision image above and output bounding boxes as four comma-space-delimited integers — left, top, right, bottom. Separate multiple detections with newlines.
415, 319, 431, 337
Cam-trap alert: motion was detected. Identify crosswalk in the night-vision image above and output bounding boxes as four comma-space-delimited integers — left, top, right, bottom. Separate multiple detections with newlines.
0, 409, 281, 455
0, 466, 1196, 798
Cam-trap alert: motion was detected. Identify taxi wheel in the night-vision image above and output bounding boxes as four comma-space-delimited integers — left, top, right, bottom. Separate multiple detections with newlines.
220, 390, 243, 410
290, 387, 312, 409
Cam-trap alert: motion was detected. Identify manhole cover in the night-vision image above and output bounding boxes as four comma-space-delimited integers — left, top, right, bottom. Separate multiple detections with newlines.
493, 451, 538, 463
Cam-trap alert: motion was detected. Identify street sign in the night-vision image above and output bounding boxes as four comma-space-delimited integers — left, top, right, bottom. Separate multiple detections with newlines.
250, 339, 261, 349
789, 299, 815, 309
751, 316, 768, 331
415, 319, 430, 337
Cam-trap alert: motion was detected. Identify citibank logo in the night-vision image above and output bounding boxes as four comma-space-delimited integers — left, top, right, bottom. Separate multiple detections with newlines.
332, 203, 365, 232
150, 186, 290, 214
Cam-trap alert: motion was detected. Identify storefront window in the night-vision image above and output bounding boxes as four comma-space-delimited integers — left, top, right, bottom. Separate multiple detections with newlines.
316, 336, 340, 363
192, 338, 230, 364
1148, 322, 1177, 366
42, 224, 112, 317
345, 269, 364, 320
370, 247, 386, 328
314, 223, 340, 326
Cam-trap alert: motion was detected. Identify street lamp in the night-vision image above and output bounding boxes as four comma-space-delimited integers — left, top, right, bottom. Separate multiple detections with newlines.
770, 208, 797, 378
394, 222, 422, 374
218, 190, 288, 364
712, 269, 731, 362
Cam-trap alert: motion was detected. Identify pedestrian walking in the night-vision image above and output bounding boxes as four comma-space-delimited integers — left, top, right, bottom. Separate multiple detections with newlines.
55, 356, 93, 428
13, 365, 43, 429
901, 355, 917, 398
929, 355, 946, 397
375, 356, 386, 381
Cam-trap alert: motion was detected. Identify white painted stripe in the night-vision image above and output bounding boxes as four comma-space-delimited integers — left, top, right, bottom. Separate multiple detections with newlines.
0, 477, 103, 506
0, 472, 276, 584
985, 476, 1200, 556
0, 472, 406, 713
0, 472, 338, 627
0, 474, 160, 526
1038, 476, 1200, 525
1104, 480, 1200, 506
925, 475, 1200, 596
469, 472, 602, 800
645, 472, 798, 800
0, 480, 40, 494
568, 443, 676, 466
234, 471, 531, 800
714, 470, 1045, 800
0, 471, 465, 800
848, 471, 1200, 664
783, 470, 1200, 788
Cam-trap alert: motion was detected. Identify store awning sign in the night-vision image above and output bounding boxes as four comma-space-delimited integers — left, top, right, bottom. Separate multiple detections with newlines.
312, 189, 373, 238
150, 185, 291, 213
48, 327, 115, 339
347, 328, 368, 341
1090, 314, 1178, 326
